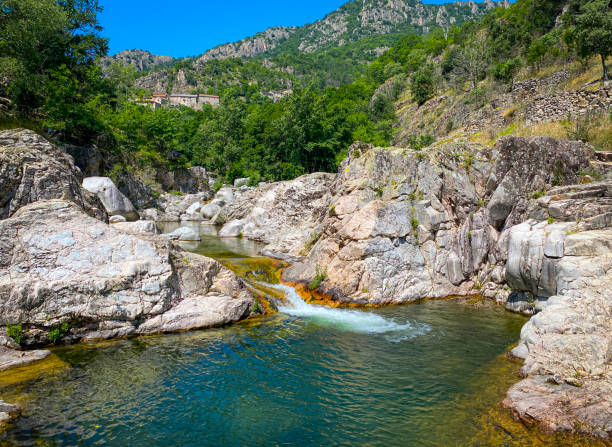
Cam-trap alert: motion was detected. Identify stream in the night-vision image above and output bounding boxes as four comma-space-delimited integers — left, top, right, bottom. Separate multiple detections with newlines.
0, 223, 598, 446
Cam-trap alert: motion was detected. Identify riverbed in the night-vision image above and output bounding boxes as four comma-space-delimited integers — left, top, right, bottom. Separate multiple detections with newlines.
0, 224, 600, 446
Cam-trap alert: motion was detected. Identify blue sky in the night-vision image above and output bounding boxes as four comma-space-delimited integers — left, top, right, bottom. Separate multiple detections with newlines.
99, 0, 491, 58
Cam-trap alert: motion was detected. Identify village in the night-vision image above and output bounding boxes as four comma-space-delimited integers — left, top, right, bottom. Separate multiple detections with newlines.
137, 92, 220, 110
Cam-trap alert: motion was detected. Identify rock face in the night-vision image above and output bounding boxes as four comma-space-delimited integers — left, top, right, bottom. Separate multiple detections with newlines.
99, 49, 173, 73
217, 173, 334, 260
0, 200, 254, 345
0, 129, 106, 222
82, 177, 139, 221
194, 27, 296, 67
503, 227, 612, 439
282, 137, 594, 304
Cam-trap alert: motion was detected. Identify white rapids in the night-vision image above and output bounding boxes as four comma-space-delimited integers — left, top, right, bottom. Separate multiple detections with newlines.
263, 283, 431, 339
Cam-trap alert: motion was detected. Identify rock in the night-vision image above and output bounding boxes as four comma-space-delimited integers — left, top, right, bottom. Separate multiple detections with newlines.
233, 177, 250, 188
217, 173, 334, 256
487, 136, 592, 228
219, 219, 244, 237
114, 170, 158, 209
504, 226, 612, 439
185, 202, 202, 215
113, 220, 158, 235
156, 192, 212, 221
140, 208, 159, 221
214, 187, 234, 204
156, 166, 212, 195
162, 226, 200, 241
0, 346, 50, 371
137, 295, 251, 333
0, 129, 106, 221
109, 215, 127, 223
0, 398, 21, 423
201, 199, 225, 220
82, 177, 138, 221
0, 200, 252, 345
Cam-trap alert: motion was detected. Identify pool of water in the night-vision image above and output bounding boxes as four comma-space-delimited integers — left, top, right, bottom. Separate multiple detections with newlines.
0, 226, 596, 446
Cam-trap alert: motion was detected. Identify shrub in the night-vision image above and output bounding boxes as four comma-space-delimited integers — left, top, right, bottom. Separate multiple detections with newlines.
548, 216, 555, 224
48, 322, 70, 344
212, 180, 224, 193
410, 66, 434, 106
6, 324, 23, 345
308, 265, 328, 291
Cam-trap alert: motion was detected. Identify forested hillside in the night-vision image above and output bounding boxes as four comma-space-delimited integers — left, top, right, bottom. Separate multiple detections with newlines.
0, 0, 610, 187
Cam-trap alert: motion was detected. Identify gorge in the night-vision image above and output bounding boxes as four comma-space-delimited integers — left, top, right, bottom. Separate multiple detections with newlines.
1, 0, 611, 444
0, 128, 609, 445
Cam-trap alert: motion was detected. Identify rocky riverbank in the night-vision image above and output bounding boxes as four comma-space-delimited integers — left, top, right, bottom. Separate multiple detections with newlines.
0, 129, 257, 352
0, 128, 610, 440
214, 136, 611, 440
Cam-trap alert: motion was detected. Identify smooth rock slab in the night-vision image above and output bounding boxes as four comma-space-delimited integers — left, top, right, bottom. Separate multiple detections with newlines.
162, 226, 200, 241
83, 177, 138, 221
0, 200, 253, 345
137, 295, 251, 333
112, 220, 158, 235
0, 346, 50, 371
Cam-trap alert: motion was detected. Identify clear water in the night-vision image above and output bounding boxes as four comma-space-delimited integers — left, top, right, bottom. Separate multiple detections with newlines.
2, 225, 590, 446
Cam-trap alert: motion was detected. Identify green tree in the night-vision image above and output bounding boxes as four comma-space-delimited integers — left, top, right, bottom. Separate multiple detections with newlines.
568, 0, 612, 82
0, 0, 109, 140
410, 66, 434, 106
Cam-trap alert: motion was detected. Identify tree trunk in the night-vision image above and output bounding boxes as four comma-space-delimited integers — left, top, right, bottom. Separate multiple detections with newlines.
601, 53, 608, 87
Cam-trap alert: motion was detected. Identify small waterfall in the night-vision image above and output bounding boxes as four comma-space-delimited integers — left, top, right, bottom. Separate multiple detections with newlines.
264, 283, 431, 339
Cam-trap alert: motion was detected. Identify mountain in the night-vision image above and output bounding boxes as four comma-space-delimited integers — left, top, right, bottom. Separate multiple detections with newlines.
100, 49, 174, 72
106, 0, 509, 96
193, 0, 507, 64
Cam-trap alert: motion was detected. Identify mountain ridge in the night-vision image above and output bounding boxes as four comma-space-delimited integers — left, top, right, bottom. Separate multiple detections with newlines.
103, 0, 509, 74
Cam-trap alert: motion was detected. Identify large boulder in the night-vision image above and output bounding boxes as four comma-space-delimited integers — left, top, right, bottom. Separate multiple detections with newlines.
156, 191, 212, 221
504, 228, 612, 439
112, 220, 158, 235
0, 200, 253, 345
82, 177, 139, 221
0, 129, 106, 221
218, 173, 334, 256
162, 226, 200, 241
487, 136, 593, 229
280, 139, 602, 305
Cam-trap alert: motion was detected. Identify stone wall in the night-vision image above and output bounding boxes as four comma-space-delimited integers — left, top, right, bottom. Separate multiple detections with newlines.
524, 89, 612, 125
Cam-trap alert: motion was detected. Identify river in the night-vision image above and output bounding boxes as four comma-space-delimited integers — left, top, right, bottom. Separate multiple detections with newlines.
0, 223, 599, 446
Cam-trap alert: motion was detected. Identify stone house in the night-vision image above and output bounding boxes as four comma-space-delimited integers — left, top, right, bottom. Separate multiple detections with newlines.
137, 93, 220, 111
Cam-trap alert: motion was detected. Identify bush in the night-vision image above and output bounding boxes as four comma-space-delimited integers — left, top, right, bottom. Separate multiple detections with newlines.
48, 322, 69, 344
308, 265, 328, 291
6, 324, 23, 345
410, 66, 434, 106
212, 179, 224, 193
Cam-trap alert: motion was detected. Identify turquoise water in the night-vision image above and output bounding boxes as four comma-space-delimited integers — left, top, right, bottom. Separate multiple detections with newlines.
0, 227, 537, 446
0, 302, 526, 446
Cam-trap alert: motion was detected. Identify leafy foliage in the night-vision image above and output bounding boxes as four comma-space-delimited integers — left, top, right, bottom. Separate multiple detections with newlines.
6, 323, 23, 345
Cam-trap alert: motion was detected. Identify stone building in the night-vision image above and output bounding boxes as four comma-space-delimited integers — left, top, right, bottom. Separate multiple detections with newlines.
137, 93, 220, 111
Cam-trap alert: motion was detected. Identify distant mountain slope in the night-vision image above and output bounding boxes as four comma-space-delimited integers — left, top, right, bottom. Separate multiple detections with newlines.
193, 0, 508, 63
105, 0, 510, 95
100, 49, 174, 72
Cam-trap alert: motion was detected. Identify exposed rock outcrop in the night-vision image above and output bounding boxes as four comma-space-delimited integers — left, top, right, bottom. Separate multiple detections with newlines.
282, 137, 594, 305
503, 227, 611, 439
99, 49, 173, 73
217, 173, 334, 261
0, 129, 106, 222
82, 177, 139, 221
0, 200, 254, 345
